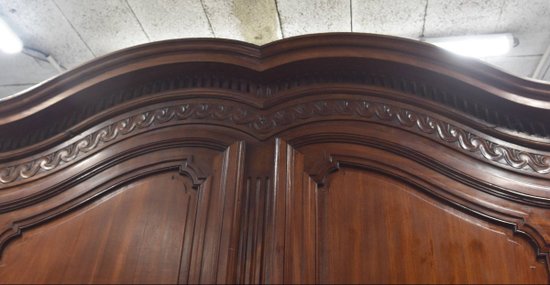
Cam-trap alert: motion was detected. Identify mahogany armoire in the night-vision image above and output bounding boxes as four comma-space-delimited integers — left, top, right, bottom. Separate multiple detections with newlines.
0, 34, 549, 284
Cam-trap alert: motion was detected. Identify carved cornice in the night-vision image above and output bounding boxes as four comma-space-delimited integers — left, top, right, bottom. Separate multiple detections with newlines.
2, 34, 550, 121
1, 71, 549, 153
1, 34, 550, 154
1, 99, 549, 185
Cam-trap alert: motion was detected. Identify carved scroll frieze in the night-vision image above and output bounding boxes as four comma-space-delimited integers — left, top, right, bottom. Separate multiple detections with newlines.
1, 71, 549, 154
264, 101, 550, 174
1, 99, 549, 185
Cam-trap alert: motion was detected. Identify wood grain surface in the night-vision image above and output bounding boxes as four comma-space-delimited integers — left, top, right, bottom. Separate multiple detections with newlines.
0, 34, 549, 284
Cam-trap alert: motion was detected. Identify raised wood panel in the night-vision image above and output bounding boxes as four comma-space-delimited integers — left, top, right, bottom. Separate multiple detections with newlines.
0, 34, 549, 284
261, 138, 321, 284
187, 141, 245, 284
271, 137, 550, 284
0, 172, 196, 284
0, 138, 245, 284
317, 168, 547, 284
236, 141, 276, 284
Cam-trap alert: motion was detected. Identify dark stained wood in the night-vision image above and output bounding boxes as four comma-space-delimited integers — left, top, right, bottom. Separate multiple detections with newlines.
0, 172, 196, 284
318, 168, 547, 284
0, 34, 550, 284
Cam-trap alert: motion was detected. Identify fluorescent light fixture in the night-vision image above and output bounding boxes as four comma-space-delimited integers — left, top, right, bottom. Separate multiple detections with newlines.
422, 33, 515, 58
0, 17, 23, 54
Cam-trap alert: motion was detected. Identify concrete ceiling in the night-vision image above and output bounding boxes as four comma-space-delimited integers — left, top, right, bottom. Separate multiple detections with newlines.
0, 0, 549, 99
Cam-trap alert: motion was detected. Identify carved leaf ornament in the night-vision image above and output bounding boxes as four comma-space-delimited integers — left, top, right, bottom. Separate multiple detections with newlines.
1, 99, 549, 184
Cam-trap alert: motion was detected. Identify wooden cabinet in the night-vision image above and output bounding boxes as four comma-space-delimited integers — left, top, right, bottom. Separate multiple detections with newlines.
0, 34, 549, 284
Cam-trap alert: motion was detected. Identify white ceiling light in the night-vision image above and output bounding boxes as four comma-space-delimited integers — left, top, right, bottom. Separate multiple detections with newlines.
0, 17, 23, 54
422, 33, 516, 58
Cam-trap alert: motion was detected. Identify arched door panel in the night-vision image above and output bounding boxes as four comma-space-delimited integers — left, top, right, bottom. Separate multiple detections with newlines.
318, 168, 546, 284
0, 172, 196, 284
1, 34, 550, 284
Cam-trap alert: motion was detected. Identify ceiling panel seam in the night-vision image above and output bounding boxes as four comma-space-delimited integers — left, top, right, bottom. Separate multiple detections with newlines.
495, 0, 506, 31
0, 83, 37, 87
420, 0, 429, 38
51, 0, 96, 57
349, 0, 353, 32
124, 0, 151, 42
200, 0, 216, 37
274, 0, 285, 38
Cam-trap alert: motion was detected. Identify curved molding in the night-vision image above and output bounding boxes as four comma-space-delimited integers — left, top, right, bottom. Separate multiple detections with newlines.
291, 133, 550, 208
1, 34, 550, 155
1, 33, 550, 119
179, 156, 207, 189
0, 138, 239, 253
2, 98, 549, 186
322, 154, 550, 271
0, 142, 243, 285
0, 138, 225, 212
307, 154, 340, 187
0, 160, 197, 257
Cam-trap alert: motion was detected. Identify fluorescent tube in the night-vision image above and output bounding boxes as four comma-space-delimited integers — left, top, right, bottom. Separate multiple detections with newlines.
0, 18, 23, 54
423, 33, 515, 58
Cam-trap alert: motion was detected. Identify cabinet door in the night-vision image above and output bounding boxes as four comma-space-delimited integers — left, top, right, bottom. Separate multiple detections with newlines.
0, 125, 245, 284
268, 138, 549, 284
0, 172, 196, 284
316, 168, 545, 284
